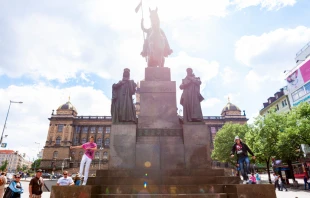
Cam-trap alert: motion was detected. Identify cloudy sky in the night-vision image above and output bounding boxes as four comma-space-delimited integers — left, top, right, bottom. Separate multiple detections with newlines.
1, 0, 310, 161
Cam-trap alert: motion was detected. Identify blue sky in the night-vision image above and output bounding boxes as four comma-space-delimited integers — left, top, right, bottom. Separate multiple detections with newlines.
1, 0, 310, 160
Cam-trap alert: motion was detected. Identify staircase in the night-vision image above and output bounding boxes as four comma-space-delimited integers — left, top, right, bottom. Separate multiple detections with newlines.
87, 168, 241, 197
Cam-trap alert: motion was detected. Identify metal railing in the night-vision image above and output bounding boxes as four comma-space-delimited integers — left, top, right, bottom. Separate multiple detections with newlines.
296, 41, 310, 57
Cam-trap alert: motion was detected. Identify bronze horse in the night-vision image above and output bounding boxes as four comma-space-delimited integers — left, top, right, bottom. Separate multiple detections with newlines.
141, 8, 173, 67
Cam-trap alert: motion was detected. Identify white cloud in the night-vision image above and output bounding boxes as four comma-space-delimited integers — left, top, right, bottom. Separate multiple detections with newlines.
233, 0, 296, 10
235, 26, 310, 82
201, 98, 222, 109
221, 67, 240, 84
0, 84, 111, 160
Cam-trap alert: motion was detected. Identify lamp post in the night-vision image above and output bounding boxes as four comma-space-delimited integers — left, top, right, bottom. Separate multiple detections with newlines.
62, 157, 71, 172
0, 100, 23, 145
99, 147, 103, 170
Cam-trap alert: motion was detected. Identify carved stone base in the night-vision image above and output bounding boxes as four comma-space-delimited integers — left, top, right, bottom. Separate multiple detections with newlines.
108, 124, 136, 169
183, 124, 211, 169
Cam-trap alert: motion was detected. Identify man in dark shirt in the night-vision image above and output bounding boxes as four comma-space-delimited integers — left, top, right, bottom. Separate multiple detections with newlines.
29, 169, 44, 198
230, 136, 255, 181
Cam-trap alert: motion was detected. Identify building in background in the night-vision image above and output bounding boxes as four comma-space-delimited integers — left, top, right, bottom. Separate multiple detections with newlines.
259, 88, 291, 116
41, 96, 247, 172
0, 150, 28, 172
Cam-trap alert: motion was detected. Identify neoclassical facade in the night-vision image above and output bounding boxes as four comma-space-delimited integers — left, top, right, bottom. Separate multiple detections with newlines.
40, 98, 247, 171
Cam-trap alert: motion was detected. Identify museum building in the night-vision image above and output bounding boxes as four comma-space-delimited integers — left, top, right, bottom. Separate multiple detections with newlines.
40, 95, 247, 171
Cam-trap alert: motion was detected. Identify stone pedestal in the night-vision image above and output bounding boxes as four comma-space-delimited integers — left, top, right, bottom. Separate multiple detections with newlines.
109, 124, 136, 169
183, 123, 211, 169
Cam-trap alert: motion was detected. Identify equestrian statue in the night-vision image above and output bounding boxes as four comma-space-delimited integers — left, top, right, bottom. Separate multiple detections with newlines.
140, 7, 173, 67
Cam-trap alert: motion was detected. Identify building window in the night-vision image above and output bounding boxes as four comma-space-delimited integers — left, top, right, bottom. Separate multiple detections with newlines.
96, 138, 102, 146
282, 99, 287, 107
90, 127, 96, 133
305, 81, 310, 93
56, 137, 61, 145
95, 151, 100, 159
105, 127, 111, 134
82, 127, 88, 133
104, 138, 110, 147
82, 137, 87, 144
276, 104, 279, 111
75, 126, 80, 133
98, 127, 103, 133
58, 124, 64, 132
53, 151, 58, 158
74, 138, 79, 145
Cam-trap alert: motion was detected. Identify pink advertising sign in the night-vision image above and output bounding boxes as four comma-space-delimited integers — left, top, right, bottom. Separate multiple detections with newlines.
286, 68, 304, 92
300, 59, 310, 83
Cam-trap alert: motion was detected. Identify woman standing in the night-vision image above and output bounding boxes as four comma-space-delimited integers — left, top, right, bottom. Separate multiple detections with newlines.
3, 173, 23, 198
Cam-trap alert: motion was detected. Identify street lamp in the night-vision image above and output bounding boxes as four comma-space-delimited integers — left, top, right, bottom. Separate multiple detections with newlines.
61, 157, 71, 172
0, 100, 23, 145
99, 147, 103, 170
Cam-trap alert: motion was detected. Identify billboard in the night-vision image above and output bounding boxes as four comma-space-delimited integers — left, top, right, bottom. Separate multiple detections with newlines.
286, 59, 310, 93
286, 68, 304, 92
300, 59, 310, 82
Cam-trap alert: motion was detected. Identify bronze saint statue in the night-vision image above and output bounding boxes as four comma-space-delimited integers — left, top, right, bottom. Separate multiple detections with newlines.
180, 68, 204, 122
111, 68, 137, 123
140, 7, 173, 67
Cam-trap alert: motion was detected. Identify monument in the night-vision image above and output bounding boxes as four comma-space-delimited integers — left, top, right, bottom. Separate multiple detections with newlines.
51, 6, 276, 198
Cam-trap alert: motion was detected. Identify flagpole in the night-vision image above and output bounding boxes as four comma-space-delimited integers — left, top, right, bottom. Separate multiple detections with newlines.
140, 0, 147, 62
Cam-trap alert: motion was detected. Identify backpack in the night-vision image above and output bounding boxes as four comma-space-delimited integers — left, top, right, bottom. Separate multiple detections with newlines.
0, 176, 5, 186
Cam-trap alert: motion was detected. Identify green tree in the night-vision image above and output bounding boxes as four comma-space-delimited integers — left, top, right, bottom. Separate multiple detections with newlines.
0, 160, 8, 171
246, 111, 285, 184
212, 122, 249, 165
31, 159, 41, 170
17, 164, 22, 172
22, 165, 28, 171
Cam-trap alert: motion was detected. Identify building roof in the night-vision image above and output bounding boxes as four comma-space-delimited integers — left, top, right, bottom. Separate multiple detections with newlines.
221, 98, 241, 115
57, 101, 77, 112
0, 150, 15, 154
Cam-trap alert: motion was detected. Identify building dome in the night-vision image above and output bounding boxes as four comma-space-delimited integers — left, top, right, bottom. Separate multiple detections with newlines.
221, 98, 241, 116
57, 101, 77, 112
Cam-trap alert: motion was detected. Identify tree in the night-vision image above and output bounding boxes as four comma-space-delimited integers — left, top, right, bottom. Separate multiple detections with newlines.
212, 122, 249, 165
17, 164, 22, 172
22, 165, 28, 171
31, 159, 41, 170
0, 160, 8, 171
246, 112, 285, 184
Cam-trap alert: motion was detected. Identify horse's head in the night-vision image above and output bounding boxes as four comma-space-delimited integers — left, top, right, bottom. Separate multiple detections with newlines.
149, 7, 160, 28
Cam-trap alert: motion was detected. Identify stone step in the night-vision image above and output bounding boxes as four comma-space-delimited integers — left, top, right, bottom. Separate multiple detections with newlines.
91, 193, 227, 198
88, 176, 240, 185
95, 169, 225, 177
97, 184, 225, 194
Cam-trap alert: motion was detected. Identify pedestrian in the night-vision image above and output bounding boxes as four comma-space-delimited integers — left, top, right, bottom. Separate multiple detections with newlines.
3, 173, 23, 198
230, 136, 255, 182
255, 172, 261, 184
273, 173, 280, 191
279, 175, 288, 191
29, 169, 44, 198
70, 136, 97, 185
56, 171, 74, 186
74, 172, 81, 186
303, 174, 308, 190
249, 173, 256, 184
0, 172, 7, 197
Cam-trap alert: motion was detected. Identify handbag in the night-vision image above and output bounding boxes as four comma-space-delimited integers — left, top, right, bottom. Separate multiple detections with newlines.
3, 187, 15, 198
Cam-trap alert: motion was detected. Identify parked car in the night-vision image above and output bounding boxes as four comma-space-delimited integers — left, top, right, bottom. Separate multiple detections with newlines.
54, 173, 63, 179
41, 173, 51, 179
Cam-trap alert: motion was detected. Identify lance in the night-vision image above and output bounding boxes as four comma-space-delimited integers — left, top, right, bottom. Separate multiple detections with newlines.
135, 0, 147, 62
